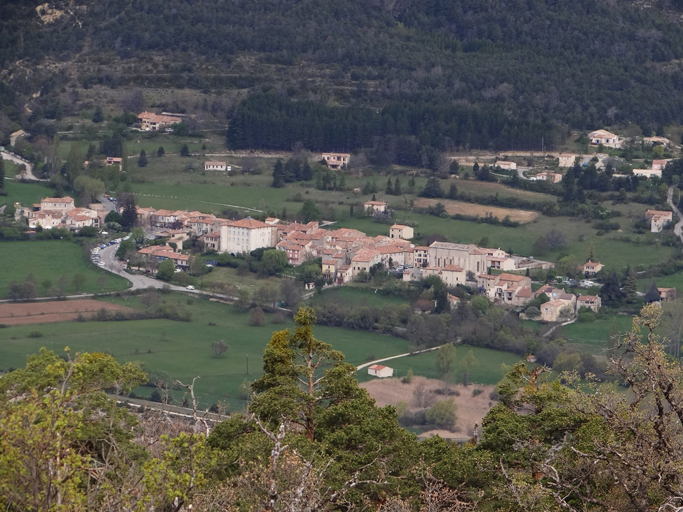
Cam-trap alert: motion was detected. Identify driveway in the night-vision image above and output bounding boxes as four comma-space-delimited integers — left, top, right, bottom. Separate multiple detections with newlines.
0, 151, 43, 181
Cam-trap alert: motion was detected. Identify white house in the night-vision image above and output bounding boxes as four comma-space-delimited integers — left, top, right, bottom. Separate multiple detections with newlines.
322, 153, 350, 170
589, 130, 620, 148
364, 200, 387, 213
634, 168, 662, 180
204, 161, 227, 171
220, 217, 276, 255
368, 364, 393, 378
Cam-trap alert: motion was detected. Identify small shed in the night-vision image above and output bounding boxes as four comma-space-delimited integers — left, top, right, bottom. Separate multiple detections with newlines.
368, 364, 393, 378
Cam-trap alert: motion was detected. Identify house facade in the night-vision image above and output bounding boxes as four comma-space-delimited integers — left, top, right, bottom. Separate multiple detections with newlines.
322, 153, 350, 170
577, 295, 601, 313
137, 111, 182, 131
364, 200, 387, 213
428, 242, 488, 275
390, 224, 414, 240
220, 218, 276, 255
368, 364, 393, 378
40, 196, 75, 213
558, 154, 577, 168
645, 210, 673, 233
204, 161, 227, 171
579, 260, 604, 277
494, 161, 517, 170
589, 130, 620, 148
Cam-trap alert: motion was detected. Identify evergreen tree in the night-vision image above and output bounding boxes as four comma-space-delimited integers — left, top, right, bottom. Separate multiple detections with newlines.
271, 159, 285, 188
394, 177, 401, 195
420, 177, 444, 198
448, 183, 457, 199
157, 146, 165, 157
85, 143, 97, 160
338, 174, 346, 190
91, 106, 104, 123
588, 244, 596, 262
0, 156, 4, 190
600, 272, 623, 308
645, 281, 661, 303
301, 161, 313, 181
385, 178, 394, 195
119, 193, 137, 230
65, 142, 83, 188
180, 144, 190, 157
137, 149, 148, 167
409, 175, 415, 189
371, 193, 377, 201
450, 160, 460, 175
622, 266, 638, 304
562, 165, 577, 202
473, 162, 480, 176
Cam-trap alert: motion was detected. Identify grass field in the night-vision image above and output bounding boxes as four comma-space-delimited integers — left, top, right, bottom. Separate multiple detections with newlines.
1, 181, 55, 208
0, 241, 129, 299
559, 315, 635, 350
0, 294, 412, 410
355, 345, 525, 386
198, 266, 283, 295
310, 286, 410, 308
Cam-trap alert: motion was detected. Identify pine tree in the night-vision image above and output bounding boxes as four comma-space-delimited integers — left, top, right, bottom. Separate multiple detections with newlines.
338, 174, 346, 190
448, 183, 457, 199
137, 149, 148, 167
385, 178, 394, 195
394, 177, 401, 195
157, 146, 165, 157
420, 177, 444, 198
409, 175, 416, 188
92, 106, 104, 123
473, 162, 480, 176
180, 144, 190, 157
645, 281, 661, 303
301, 161, 313, 181
622, 266, 638, 304
272, 159, 285, 188
0, 156, 4, 190
588, 244, 595, 262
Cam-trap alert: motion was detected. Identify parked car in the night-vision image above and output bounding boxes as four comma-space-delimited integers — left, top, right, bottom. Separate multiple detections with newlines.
100, 244, 106, 249
186, 285, 195, 290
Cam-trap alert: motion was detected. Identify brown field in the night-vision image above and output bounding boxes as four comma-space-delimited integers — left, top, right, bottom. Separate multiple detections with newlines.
0, 300, 135, 326
361, 376, 497, 440
414, 198, 538, 223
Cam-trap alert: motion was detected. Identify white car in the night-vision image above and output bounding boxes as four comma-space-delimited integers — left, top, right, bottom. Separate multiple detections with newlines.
186, 285, 195, 290
98, 262, 106, 267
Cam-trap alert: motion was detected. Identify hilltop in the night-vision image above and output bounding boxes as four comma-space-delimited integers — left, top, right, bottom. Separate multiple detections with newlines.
2, 0, 683, 153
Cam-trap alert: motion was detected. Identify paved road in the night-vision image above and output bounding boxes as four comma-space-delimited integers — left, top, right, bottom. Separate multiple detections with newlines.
98, 243, 188, 292
0, 151, 42, 181
667, 186, 683, 242
98, 195, 117, 213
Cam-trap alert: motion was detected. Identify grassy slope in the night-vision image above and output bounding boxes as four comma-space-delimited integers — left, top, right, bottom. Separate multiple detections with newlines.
1, 181, 55, 208
0, 295, 413, 409
355, 346, 525, 386
0, 241, 129, 298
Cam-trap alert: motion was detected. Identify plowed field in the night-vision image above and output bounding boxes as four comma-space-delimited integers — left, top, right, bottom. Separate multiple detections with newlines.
0, 300, 134, 326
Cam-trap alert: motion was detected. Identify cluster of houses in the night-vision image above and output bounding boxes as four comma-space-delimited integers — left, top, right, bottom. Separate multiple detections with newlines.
14, 196, 106, 231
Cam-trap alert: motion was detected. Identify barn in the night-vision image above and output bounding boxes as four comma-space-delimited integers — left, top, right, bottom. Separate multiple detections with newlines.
368, 364, 393, 378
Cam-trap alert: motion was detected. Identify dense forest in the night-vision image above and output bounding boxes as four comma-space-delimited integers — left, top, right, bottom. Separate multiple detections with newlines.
2, 0, 683, 152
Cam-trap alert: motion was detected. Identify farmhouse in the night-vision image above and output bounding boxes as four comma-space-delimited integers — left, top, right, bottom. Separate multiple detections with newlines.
579, 260, 604, 277
364, 200, 387, 213
589, 129, 620, 148
321, 153, 350, 170
390, 224, 414, 240
40, 196, 75, 212
105, 157, 122, 166
137, 246, 190, 269
534, 171, 563, 184
634, 168, 662, 180
350, 249, 381, 277
204, 161, 227, 171
659, 288, 677, 302
137, 111, 182, 131
577, 295, 601, 313
645, 210, 673, 233
368, 364, 393, 378
541, 300, 571, 322
558, 153, 578, 167
652, 159, 670, 172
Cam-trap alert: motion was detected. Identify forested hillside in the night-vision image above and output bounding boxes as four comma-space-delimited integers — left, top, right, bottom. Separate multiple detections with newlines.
2, 0, 683, 152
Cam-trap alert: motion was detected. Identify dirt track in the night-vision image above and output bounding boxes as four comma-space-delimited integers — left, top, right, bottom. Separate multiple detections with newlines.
414, 198, 538, 223
0, 300, 134, 326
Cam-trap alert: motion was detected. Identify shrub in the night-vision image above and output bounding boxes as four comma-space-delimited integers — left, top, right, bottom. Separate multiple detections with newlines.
249, 307, 266, 326
472, 388, 483, 397
426, 399, 457, 430
27, 331, 44, 338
